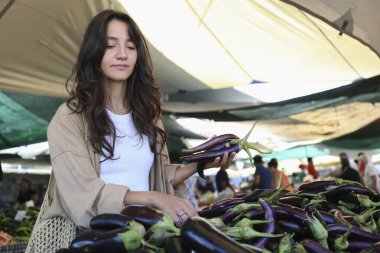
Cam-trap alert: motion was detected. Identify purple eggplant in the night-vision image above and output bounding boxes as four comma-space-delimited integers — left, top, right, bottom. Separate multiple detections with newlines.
298, 181, 337, 193
219, 203, 261, 223
90, 213, 131, 231
327, 224, 380, 242
70, 230, 102, 249
302, 239, 333, 253
180, 134, 238, 155
323, 185, 376, 203
277, 196, 309, 209
208, 197, 241, 209
120, 205, 163, 229
251, 198, 276, 249
180, 217, 253, 253
69, 227, 144, 253
319, 212, 335, 225
346, 240, 377, 251
207, 139, 236, 152
180, 144, 240, 163
276, 220, 306, 235
234, 193, 248, 199
199, 198, 245, 218
273, 203, 308, 225
164, 235, 191, 253
308, 200, 340, 213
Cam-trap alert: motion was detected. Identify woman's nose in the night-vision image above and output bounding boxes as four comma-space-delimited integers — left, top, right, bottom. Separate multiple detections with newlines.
116, 46, 128, 60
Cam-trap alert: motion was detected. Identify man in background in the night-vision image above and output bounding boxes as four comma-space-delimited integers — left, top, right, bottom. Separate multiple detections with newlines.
251, 155, 272, 189
337, 153, 363, 184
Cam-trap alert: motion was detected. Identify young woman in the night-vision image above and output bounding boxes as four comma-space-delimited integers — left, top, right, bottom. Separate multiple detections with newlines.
27, 9, 235, 252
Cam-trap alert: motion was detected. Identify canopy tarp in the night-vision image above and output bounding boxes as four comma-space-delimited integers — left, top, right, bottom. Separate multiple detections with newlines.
0, 91, 205, 150
1, 0, 380, 153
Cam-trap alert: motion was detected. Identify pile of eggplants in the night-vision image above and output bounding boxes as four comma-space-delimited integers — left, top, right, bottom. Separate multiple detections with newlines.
194, 179, 380, 253
55, 179, 380, 253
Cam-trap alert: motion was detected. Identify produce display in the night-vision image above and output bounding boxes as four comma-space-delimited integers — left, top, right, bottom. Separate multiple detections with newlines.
56, 179, 380, 253
0, 204, 39, 244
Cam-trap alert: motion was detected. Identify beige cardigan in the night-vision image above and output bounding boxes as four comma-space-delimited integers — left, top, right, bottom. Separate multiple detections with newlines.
42, 103, 178, 228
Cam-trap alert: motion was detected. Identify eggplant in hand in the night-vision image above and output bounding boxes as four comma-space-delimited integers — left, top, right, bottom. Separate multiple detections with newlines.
179, 123, 271, 178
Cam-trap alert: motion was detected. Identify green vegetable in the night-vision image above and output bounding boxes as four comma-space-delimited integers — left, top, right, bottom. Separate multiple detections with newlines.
307, 213, 329, 249
207, 217, 226, 229
225, 226, 284, 241
292, 242, 307, 253
279, 233, 293, 253
333, 226, 351, 252
234, 218, 272, 227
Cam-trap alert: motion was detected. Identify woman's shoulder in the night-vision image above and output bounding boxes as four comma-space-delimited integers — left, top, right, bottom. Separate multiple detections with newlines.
49, 102, 83, 133
54, 101, 82, 122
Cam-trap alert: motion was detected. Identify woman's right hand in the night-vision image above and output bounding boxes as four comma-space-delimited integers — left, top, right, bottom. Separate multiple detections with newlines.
124, 191, 198, 227
151, 191, 198, 227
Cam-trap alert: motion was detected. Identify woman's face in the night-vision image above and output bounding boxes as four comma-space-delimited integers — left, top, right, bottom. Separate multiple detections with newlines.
101, 19, 138, 85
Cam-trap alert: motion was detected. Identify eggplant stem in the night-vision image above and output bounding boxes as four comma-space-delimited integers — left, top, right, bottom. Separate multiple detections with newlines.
118, 229, 143, 251
245, 142, 272, 154
243, 147, 253, 167
241, 121, 257, 142
265, 182, 292, 203
334, 226, 352, 251
225, 226, 284, 240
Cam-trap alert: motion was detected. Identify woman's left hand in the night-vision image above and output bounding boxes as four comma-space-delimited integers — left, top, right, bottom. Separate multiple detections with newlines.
204, 151, 237, 169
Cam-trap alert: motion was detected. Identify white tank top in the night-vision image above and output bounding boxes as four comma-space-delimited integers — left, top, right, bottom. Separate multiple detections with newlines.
100, 110, 154, 191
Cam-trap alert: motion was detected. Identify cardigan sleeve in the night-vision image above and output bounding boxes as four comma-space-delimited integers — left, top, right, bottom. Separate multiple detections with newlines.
48, 104, 129, 227
156, 118, 178, 190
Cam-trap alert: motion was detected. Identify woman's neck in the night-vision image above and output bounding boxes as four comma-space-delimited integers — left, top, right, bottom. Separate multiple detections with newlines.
105, 81, 129, 114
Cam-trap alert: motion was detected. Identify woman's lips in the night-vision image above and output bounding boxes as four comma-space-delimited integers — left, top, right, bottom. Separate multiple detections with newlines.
113, 64, 129, 70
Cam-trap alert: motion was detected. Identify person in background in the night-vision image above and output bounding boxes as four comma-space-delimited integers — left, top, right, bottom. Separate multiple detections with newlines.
358, 153, 379, 191
215, 164, 233, 193
306, 157, 319, 179
298, 164, 307, 183
357, 152, 365, 177
268, 158, 294, 192
251, 155, 272, 189
196, 177, 215, 195
215, 164, 235, 200
18, 178, 39, 205
337, 153, 363, 184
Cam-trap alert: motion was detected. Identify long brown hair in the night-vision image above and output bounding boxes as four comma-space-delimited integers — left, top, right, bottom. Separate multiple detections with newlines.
66, 10, 166, 160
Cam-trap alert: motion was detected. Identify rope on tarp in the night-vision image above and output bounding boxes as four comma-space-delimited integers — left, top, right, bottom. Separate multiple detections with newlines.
0, 0, 15, 19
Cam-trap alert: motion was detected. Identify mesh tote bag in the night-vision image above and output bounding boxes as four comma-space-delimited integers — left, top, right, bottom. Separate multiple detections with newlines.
25, 175, 76, 253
